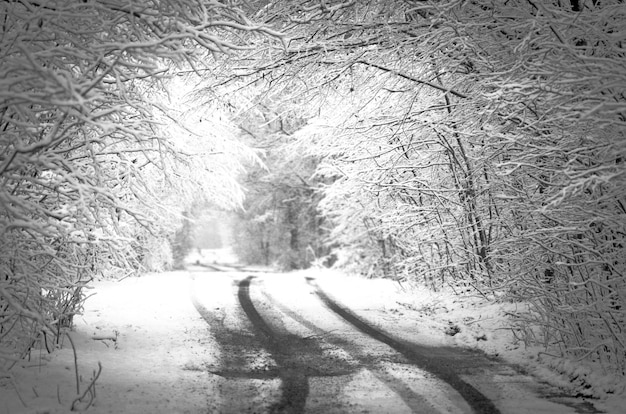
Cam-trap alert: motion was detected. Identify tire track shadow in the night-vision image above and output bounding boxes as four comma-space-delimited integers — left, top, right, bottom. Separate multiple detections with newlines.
307, 277, 501, 414
237, 276, 310, 413
192, 274, 357, 413
260, 287, 445, 413
191, 275, 280, 413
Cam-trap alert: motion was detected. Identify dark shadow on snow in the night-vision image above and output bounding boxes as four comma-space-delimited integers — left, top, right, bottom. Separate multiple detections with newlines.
307, 276, 501, 414
191, 275, 356, 413
306, 276, 604, 414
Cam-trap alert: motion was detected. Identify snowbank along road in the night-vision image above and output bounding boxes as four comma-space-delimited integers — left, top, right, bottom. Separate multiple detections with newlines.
190, 267, 601, 414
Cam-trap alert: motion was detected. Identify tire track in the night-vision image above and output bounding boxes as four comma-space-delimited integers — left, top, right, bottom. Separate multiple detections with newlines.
307, 277, 501, 414
237, 276, 309, 413
192, 274, 355, 413
259, 287, 449, 413
191, 274, 281, 413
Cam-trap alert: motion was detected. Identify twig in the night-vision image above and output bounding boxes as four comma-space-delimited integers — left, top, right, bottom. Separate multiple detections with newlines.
71, 362, 102, 411
9, 376, 27, 408
355, 60, 468, 99
117, 271, 135, 282
538, 351, 563, 359
65, 332, 80, 395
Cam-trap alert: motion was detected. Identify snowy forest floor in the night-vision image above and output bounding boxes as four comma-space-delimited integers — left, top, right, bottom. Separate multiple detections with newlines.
1, 249, 625, 413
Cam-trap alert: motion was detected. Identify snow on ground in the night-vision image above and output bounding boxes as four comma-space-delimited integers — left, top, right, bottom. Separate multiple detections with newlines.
186, 247, 238, 267
1, 248, 625, 413
0, 271, 215, 414
305, 268, 626, 414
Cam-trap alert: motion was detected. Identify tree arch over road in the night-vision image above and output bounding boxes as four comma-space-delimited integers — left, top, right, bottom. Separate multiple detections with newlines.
2, 0, 625, 380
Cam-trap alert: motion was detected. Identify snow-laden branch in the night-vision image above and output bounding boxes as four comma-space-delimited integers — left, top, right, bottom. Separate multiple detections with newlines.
0, 0, 285, 371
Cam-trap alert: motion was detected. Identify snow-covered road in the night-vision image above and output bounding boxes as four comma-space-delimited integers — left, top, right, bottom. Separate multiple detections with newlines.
1, 267, 610, 413
189, 269, 600, 414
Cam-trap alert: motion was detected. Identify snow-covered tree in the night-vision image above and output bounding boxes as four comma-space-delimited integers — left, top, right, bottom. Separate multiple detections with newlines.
193, 76, 330, 270
224, 0, 626, 373
0, 0, 282, 367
